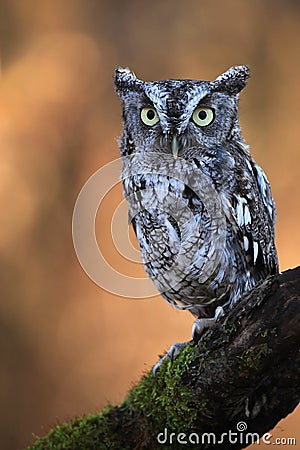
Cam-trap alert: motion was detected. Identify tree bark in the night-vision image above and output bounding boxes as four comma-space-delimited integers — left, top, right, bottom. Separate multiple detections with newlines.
28, 266, 300, 450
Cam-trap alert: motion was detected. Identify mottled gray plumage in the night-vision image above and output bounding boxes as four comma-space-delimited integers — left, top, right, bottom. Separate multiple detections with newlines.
114, 66, 278, 343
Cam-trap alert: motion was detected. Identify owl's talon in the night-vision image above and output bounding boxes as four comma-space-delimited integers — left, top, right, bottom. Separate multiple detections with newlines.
214, 306, 224, 321
153, 307, 226, 376
192, 318, 215, 341
152, 341, 190, 377
192, 306, 225, 341
167, 342, 188, 359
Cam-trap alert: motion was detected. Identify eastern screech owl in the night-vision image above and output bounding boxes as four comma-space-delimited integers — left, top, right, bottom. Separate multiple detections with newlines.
114, 66, 278, 367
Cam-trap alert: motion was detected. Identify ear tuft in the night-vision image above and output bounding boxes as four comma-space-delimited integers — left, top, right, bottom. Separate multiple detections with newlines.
114, 67, 142, 97
213, 65, 250, 95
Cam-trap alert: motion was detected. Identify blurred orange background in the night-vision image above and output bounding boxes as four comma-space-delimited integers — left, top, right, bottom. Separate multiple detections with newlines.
0, 1, 299, 449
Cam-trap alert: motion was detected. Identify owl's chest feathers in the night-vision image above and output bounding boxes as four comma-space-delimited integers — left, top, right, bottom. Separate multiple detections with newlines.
123, 161, 242, 268
122, 145, 244, 244
122, 145, 241, 214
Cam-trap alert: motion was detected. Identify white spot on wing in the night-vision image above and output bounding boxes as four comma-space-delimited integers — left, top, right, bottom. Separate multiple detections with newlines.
235, 195, 251, 228
253, 241, 259, 264
236, 201, 244, 227
243, 204, 251, 225
243, 236, 249, 252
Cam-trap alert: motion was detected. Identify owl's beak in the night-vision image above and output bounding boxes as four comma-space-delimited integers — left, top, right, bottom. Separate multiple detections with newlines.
171, 135, 179, 159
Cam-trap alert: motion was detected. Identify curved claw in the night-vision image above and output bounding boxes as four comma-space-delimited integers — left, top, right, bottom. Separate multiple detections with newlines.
214, 306, 225, 321
153, 307, 225, 376
152, 341, 189, 377
192, 306, 225, 341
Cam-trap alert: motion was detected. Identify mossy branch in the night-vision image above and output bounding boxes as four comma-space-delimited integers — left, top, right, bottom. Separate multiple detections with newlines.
27, 267, 300, 450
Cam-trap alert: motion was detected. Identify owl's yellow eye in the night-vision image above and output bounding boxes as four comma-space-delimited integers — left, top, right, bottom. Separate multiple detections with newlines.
141, 107, 160, 126
192, 107, 214, 127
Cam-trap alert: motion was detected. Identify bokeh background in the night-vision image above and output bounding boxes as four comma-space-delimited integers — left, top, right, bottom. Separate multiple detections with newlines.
0, 1, 299, 449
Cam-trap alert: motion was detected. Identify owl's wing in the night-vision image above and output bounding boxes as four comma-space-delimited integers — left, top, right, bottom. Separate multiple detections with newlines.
220, 160, 278, 279
250, 161, 276, 225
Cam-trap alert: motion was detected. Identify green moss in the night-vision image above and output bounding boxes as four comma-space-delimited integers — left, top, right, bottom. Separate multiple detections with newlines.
223, 320, 238, 336
29, 412, 119, 450
241, 343, 271, 370
124, 343, 197, 431
254, 327, 277, 339
28, 344, 198, 450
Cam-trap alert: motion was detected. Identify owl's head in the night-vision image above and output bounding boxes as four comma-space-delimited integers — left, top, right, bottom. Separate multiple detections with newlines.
114, 66, 250, 158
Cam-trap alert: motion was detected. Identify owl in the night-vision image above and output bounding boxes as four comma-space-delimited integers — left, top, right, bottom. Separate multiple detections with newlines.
114, 66, 278, 369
